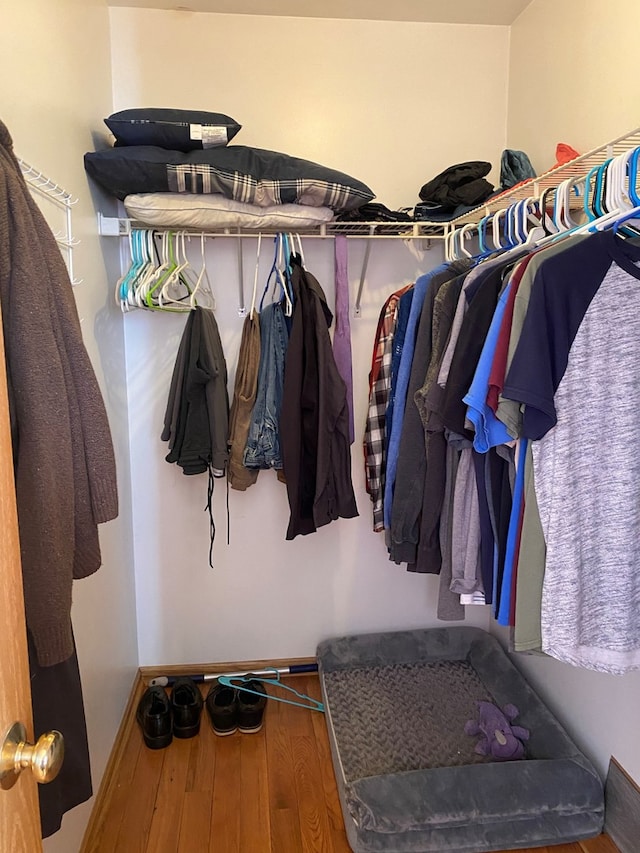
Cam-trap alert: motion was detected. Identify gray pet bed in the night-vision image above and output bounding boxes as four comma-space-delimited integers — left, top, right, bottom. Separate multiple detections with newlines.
316, 627, 604, 853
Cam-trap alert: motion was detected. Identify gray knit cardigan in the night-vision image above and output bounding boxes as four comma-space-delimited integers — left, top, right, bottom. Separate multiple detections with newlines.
0, 121, 118, 666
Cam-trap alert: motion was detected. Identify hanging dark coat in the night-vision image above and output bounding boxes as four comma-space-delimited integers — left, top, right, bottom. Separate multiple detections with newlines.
280, 258, 358, 539
0, 121, 118, 668
0, 119, 118, 838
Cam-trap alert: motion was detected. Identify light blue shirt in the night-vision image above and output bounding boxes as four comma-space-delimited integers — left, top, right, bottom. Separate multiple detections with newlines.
463, 282, 513, 453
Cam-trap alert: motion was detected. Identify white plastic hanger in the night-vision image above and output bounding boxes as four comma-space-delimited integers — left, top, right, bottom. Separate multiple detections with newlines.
458, 222, 476, 258
189, 233, 215, 310
158, 231, 192, 310
491, 209, 506, 251
137, 231, 175, 308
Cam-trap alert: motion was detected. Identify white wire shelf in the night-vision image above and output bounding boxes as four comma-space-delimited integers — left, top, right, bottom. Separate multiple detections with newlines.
102, 123, 640, 313
97, 213, 447, 240
97, 126, 640, 245
444, 126, 640, 227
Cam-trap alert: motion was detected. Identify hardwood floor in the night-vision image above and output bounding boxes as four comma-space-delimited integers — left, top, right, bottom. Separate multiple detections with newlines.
81, 675, 618, 853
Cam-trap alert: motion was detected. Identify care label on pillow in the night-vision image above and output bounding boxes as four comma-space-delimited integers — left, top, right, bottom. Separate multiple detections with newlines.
202, 126, 228, 147
189, 123, 228, 147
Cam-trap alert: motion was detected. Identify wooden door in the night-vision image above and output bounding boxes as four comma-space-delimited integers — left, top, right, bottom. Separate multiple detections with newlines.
0, 311, 43, 851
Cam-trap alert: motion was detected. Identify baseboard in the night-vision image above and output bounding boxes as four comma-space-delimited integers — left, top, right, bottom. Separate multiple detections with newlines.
79, 670, 145, 853
138, 655, 317, 684
604, 757, 640, 853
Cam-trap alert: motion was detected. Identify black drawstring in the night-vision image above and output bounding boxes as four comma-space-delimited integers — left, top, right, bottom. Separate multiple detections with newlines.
206, 464, 215, 568
226, 473, 230, 546
204, 464, 230, 566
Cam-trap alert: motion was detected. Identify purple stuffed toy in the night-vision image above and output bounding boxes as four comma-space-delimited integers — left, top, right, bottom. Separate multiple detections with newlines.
465, 701, 530, 761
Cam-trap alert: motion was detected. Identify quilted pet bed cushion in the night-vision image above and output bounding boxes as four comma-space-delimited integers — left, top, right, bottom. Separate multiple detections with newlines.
317, 627, 604, 853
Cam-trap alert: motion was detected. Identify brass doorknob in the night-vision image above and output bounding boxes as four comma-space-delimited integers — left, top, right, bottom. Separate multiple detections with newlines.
0, 721, 64, 790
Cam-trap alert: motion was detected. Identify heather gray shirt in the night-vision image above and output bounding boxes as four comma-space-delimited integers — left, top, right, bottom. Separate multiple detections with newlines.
504, 231, 640, 674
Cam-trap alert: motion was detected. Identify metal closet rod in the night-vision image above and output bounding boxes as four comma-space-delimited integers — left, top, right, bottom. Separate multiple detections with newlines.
98, 215, 442, 317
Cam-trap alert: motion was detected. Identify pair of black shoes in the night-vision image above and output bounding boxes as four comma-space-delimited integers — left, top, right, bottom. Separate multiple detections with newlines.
136, 677, 203, 750
205, 679, 267, 736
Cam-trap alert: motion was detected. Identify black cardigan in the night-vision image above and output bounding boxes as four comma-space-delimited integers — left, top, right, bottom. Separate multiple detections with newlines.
280, 258, 357, 539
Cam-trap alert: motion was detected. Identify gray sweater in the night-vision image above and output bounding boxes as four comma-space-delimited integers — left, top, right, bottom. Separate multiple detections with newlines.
0, 121, 118, 666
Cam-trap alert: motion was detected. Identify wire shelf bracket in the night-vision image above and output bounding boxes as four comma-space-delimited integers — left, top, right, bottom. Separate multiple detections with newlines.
19, 158, 82, 285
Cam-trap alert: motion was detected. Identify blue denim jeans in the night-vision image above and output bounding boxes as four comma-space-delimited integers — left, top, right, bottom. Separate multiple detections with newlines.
244, 301, 289, 469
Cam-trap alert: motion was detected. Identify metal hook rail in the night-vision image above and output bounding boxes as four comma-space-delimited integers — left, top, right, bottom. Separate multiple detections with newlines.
18, 157, 82, 285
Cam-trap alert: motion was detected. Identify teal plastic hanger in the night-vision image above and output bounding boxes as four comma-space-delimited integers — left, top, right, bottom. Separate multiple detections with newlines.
583, 166, 601, 222
594, 160, 612, 217
217, 670, 325, 713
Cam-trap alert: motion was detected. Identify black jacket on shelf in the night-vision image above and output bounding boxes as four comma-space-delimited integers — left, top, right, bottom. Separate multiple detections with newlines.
419, 160, 494, 213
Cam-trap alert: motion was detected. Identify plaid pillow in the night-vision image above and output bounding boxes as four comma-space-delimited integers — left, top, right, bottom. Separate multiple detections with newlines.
84, 145, 374, 212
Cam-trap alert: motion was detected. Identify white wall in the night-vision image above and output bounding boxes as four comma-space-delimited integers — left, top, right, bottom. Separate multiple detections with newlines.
109, 9, 510, 209
121, 239, 495, 667
508, 0, 640, 172
107, 9, 511, 667
505, 0, 640, 785
0, 2, 138, 851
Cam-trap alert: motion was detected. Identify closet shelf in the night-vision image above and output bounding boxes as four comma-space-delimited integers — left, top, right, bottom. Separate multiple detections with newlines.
97, 213, 447, 241
98, 125, 640, 250
445, 125, 640, 227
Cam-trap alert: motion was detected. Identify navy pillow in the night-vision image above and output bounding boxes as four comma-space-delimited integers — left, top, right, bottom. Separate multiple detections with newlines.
105, 108, 241, 151
84, 145, 375, 212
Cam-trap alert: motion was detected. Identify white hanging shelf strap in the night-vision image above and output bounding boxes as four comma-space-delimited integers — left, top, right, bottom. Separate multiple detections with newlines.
18, 157, 81, 285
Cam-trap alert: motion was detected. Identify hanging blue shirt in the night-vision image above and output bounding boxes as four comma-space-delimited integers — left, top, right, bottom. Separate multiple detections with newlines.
497, 438, 528, 625
383, 265, 449, 530
463, 281, 513, 453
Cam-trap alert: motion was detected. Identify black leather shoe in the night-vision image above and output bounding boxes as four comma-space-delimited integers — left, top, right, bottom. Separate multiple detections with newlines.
136, 686, 172, 749
205, 683, 238, 736
170, 677, 204, 739
237, 678, 268, 733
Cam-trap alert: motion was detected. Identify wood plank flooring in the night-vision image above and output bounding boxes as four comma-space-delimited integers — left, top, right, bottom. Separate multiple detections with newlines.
82, 675, 617, 853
